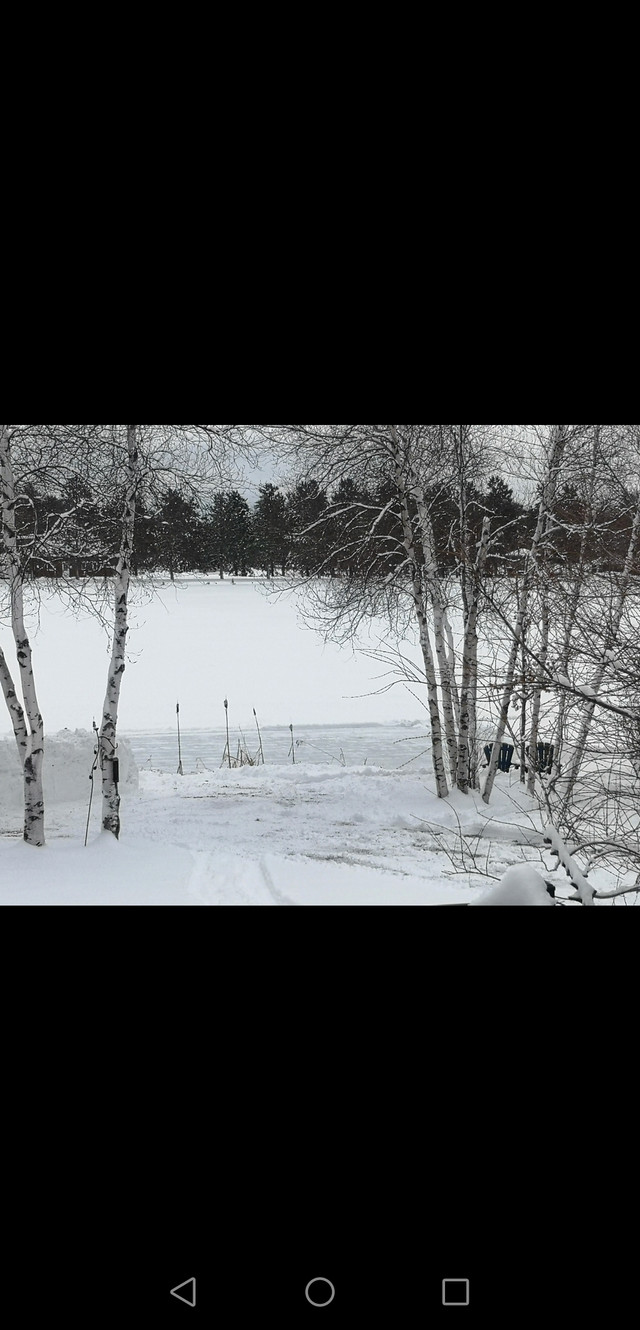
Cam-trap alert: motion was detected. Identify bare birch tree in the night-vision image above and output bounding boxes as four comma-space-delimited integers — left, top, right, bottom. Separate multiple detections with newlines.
0, 426, 46, 845
457, 517, 491, 793
94, 424, 256, 837
98, 425, 139, 837
263, 424, 503, 797
482, 425, 570, 805
555, 493, 640, 822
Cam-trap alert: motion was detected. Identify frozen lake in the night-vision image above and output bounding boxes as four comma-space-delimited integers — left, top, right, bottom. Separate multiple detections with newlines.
124, 721, 433, 774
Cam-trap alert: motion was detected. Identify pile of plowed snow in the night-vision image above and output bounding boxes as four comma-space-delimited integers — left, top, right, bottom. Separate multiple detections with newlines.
0, 729, 138, 811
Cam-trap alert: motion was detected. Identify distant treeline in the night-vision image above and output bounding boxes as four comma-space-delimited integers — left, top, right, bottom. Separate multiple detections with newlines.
14, 475, 640, 581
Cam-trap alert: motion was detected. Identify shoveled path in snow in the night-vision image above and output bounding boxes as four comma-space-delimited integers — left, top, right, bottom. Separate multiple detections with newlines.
127, 764, 544, 905
0, 763, 555, 906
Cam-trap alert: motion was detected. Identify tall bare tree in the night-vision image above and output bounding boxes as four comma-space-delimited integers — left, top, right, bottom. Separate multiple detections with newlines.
94, 424, 256, 837
482, 426, 570, 805
264, 424, 503, 797
98, 425, 139, 837
0, 425, 46, 845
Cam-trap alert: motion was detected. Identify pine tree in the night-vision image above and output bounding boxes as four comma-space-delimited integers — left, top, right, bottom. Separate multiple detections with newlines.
285, 480, 328, 575
253, 484, 289, 577
224, 491, 254, 576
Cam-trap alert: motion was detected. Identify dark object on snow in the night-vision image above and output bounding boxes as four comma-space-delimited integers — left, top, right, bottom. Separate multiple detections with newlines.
483, 741, 555, 776
527, 743, 555, 774
483, 743, 515, 773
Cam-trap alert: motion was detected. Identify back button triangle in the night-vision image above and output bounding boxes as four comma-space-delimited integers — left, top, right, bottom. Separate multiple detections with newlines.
170, 1277, 196, 1307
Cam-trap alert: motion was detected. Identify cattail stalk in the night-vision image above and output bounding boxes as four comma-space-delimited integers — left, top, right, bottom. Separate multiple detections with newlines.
253, 708, 264, 764
176, 701, 184, 775
224, 698, 232, 770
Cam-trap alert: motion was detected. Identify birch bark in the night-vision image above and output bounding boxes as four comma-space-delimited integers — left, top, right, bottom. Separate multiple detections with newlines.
99, 425, 139, 838
483, 426, 568, 806
527, 576, 551, 796
548, 426, 600, 787
390, 445, 449, 798
387, 427, 459, 782
457, 518, 491, 793
0, 645, 28, 756
0, 425, 46, 845
415, 486, 459, 782
557, 497, 640, 820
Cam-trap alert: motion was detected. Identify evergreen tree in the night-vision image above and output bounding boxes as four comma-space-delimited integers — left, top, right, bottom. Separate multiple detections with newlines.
145, 488, 200, 580
224, 490, 254, 576
285, 480, 328, 575
483, 475, 525, 571
253, 484, 289, 577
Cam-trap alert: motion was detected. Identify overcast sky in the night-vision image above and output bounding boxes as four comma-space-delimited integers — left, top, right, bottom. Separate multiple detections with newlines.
237, 429, 541, 503
238, 447, 288, 500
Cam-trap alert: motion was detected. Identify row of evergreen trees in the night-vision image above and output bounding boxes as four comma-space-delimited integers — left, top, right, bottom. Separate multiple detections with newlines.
15, 474, 639, 580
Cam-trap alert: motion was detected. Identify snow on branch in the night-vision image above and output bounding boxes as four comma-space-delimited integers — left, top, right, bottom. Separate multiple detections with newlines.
543, 822, 595, 906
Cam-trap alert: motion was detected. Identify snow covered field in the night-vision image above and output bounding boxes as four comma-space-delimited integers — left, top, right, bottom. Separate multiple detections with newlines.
0, 577, 619, 905
0, 747, 553, 905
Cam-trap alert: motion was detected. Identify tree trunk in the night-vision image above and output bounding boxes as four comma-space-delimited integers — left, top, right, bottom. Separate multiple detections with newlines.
549, 426, 600, 786
527, 578, 550, 797
557, 498, 640, 820
387, 428, 457, 787
413, 482, 459, 781
392, 449, 448, 798
99, 425, 139, 838
0, 426, 46, 845
0, 645, 28, 761
457, 518, 490, 793
483, 426, 568, 806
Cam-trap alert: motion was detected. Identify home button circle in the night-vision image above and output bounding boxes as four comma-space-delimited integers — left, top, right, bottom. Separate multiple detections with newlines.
305, 1278, 336, 1307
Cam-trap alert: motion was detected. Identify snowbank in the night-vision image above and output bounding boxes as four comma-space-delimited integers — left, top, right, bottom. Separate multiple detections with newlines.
0, 833, 195, 906
469, 865, 555, 906
0, 729, 138, 812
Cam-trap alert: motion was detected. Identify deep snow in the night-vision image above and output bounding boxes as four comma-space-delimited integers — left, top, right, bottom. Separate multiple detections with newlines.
0, 578, 629, 905
0, 753, 554, 905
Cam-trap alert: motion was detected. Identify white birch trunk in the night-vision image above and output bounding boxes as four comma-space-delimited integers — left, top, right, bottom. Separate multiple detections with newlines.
557, 498, 640, 819
415, 488, 459, 781
391, 453, 448, 797
453, 424, 474, 622
387, 428, 459, 782
483, 427, 568, 806
527, 585, 550, 797
0, 644, 28, 760
443, 614, 461, 730
549, 427, 600, 786
402, 515, 449, 798
0, 426, 46, 845
99, 425, 139, 838
457, 518, 490, 793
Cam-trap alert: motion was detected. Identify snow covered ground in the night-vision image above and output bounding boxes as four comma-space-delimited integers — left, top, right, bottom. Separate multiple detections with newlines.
0, 751, 555, 905
0, 577, 429, 736
0, 577, 627, 905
